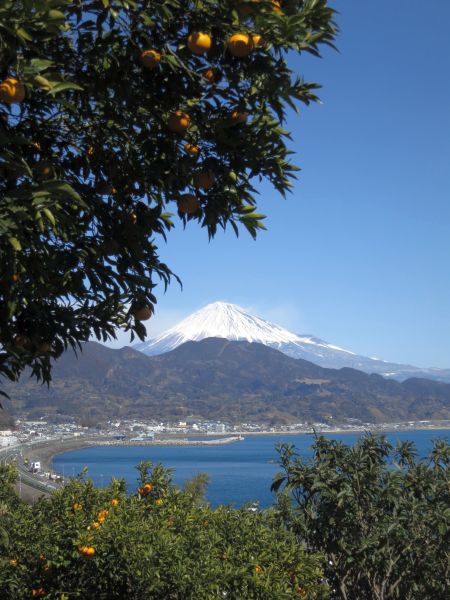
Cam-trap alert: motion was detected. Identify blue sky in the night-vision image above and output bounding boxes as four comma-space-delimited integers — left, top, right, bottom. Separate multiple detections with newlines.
109, 1, 450, 368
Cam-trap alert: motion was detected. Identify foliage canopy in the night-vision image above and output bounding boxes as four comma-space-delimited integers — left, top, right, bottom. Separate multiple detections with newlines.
0, 0, 336, 390
273, 434, 450, 600
0, 460, 329, 599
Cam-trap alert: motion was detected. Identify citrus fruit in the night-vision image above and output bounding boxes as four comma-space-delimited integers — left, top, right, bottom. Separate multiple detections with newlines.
13, 335, 33, 350
272, 0, 282, 13
228, 33, 254, 57
252, 34, 264, 46
201, 68, 217, 82
0, 77, 25, 104
140, 49, 161, 70
37, 342, 52, 354
184, 143, 200, 156
229, 110, 248, 125
131, 304, 153, 321
193, 170, 215, 190
187, 32, 212, 55
237, 1, 259, 17
168, 111, 190, 135
35, 161, 54, 180
177, 194, 200, 215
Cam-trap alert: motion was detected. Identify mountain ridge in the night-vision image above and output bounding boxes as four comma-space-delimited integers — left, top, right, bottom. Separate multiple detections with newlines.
134, 302, 450, 383
4, 338, 450, 425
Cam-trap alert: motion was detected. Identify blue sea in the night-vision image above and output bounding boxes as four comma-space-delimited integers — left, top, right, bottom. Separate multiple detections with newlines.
53, 429, 449, 508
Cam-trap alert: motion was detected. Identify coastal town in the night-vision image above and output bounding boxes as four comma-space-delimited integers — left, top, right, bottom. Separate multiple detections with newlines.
1, 416, 449, 498
2, 415, 449, 450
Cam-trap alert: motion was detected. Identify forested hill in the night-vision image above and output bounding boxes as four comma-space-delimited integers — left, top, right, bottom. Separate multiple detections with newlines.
3, 338, 450, 424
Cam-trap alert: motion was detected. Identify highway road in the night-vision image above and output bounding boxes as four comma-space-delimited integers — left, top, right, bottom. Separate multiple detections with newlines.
0, 443, 59, 494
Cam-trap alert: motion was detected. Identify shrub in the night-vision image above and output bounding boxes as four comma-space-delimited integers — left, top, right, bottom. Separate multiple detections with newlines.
272, 434, 450, 600
0, 461, 328, 599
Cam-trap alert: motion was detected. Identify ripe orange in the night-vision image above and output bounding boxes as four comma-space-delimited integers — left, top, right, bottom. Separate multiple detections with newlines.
31, 589, 46, 598
13, 335, 33, 350
193, 170, 215, 190
140, 49, 161, 70
0, 77, 25, 104
237, 1, 259, 17
187, 32, 212, 55
201, 67, 217, 82
252, 34, 264, 47
229, 110, 248, 125
255, 564, 263, 574
142, 483, 153, 495
168, 111, 190, 135
155, 498, 163, 506
97, 509, 108, 522
9, 559, 17, 567
111, 498, 119, 507
91, 521, 101, 529
72, 502, 83, 511
79, 545, 95, 558
272, 0, 282, 13
37, 342, 52, 354
35, 161, 54, 180
131, 304, 153, 321
184, 143, 200, 156
11, 273, 19, 283
177, 194, 200, 215
228, 33, 254, 58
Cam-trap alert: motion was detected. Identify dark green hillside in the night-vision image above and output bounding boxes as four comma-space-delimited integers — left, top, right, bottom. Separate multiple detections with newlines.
3, 338, 450, 423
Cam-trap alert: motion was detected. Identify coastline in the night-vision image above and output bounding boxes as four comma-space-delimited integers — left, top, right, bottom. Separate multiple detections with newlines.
24, 424, 450, 476
2, 425, 446, 501
23, 435, 245, 474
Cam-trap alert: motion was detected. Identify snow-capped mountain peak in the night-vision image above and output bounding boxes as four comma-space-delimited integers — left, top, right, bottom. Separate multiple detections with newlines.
134, 301, 352, 357
159, 301, 300, 345
132, 301, 450, 383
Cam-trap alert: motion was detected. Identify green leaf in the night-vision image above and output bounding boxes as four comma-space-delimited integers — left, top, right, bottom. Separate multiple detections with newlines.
15, 27, 32, 42
30, 59, 54, 72
40, 181, 82, 203
8, 237, 21, 251
50, 81, 84, 95
42, 208, 56, 227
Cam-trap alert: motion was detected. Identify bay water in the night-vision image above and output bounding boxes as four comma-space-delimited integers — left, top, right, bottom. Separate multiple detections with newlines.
53, 429, 448, 508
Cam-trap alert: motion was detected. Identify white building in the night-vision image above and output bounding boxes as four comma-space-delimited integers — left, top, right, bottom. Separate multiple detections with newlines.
0, 431, 19, 447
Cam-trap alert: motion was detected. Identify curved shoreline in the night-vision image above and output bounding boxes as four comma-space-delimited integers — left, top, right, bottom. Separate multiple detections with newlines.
22, 436, 245, 474
25, 424, 450, 475
4, 426, 448, 499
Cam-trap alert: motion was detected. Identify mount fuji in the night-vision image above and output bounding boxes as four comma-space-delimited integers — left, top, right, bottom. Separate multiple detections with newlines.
134, 302, 450, 383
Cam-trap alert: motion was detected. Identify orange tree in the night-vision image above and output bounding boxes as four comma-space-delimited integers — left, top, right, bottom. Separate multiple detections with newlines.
0, 1, 336, 389
0, 461, 330, 599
